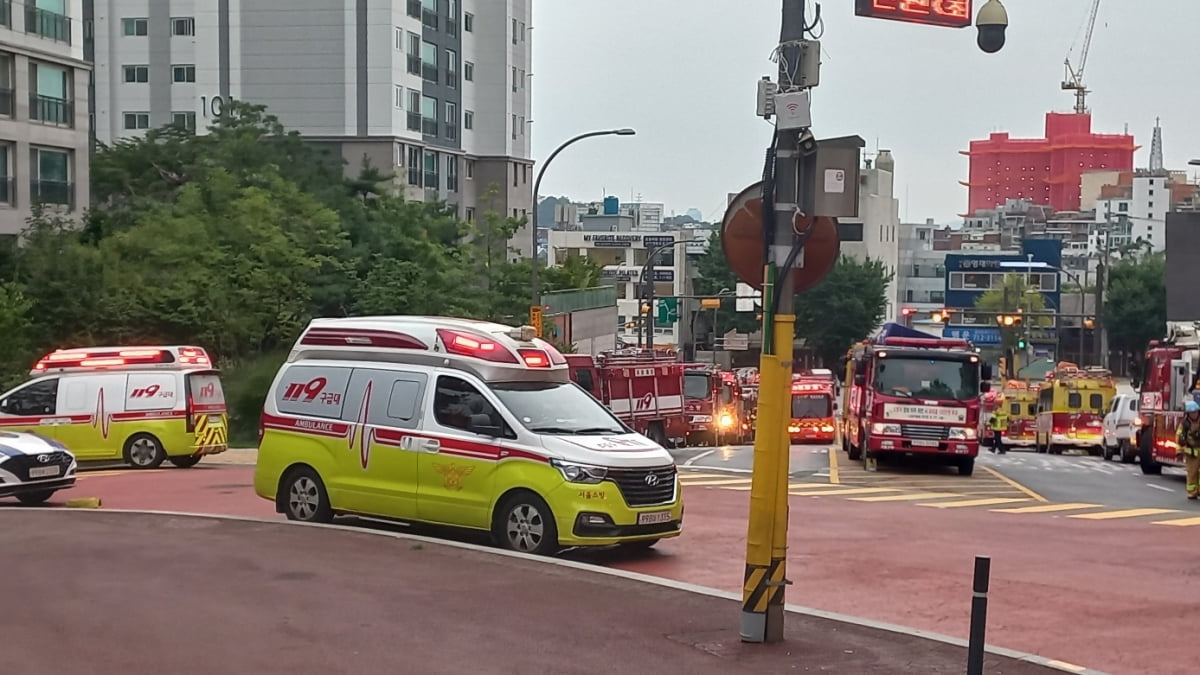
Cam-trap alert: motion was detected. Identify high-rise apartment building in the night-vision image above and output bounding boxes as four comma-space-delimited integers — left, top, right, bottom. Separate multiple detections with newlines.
84, 0, 533, 251
0, 0, 92, 236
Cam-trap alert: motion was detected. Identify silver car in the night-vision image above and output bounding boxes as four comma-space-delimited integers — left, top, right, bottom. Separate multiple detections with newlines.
0, 431, 78, 505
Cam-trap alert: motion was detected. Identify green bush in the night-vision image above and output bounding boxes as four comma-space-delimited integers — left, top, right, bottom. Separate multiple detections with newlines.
222, 351, 288, 446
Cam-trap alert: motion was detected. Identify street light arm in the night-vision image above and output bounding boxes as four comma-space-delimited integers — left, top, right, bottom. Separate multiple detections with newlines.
640, 240, 690, 350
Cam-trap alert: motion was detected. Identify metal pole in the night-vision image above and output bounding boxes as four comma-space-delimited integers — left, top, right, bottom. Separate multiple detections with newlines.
642, 241, 687, 352
966, 555, 992, 675
742, 0, 804, 645
1094, 207, 1111, 368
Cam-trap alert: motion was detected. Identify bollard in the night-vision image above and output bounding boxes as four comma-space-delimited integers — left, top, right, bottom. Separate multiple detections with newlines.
966, 555, 991, 675
66, 497, 102, 509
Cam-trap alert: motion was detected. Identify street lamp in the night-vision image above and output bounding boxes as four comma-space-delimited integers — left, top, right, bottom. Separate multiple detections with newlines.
1037, 263, 1088, 366
530, 128, 637, 311
640, 239, 690, 350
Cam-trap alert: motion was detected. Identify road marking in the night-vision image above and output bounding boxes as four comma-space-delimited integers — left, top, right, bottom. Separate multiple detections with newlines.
850, 492, 962, 502
980, 465, 1048, 502
1069, 508, 1179, 520
727, 482, 848, 492
795, 487, 898, 497
680, 478, 753, 487
827, 445, 840, 484
992, 502, 1102, 514
1044, 660, 1087, 674
917, 497, 1029, 509
1152, 516, 1200, 527
1146, 484, 1174, 492
76, 469, 165, 478
683, 450, 715, 466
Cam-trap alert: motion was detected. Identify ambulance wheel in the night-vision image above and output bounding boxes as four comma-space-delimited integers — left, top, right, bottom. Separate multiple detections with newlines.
124, 433, 166, 469
957, 458, 975, 476
493, 490, 558, 556
280, 467, 334, 523
168, 455, 203, 469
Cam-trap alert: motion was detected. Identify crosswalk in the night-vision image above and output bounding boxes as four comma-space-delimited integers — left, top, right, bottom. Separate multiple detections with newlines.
989, 453, 1146, 476
678, 470, 1200, 527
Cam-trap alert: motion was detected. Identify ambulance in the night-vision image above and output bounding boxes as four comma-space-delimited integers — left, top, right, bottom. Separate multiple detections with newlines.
0, 346, 229, 468
253, 316, 684, 556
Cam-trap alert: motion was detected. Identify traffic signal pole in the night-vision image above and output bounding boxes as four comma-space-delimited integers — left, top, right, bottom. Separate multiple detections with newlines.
741, 0, 807, 644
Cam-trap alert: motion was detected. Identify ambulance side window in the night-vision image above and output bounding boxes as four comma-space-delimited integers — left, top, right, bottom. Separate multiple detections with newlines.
433, 376, 506, 435
386, 379, 422, 422
1067, 392, 1082, 409
0, 379, 59, 416
1089, 394, 1103, 411
1009, 403, 1020, 416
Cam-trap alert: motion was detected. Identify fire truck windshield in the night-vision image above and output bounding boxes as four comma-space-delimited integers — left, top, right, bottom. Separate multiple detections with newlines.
873, 357, 979, 401
684, 372, 711, 400
491, 381, 625, 435
792, 394, 831, 418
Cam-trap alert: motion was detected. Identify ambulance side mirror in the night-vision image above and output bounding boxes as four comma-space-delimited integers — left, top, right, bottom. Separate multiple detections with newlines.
468, 414, 503, 438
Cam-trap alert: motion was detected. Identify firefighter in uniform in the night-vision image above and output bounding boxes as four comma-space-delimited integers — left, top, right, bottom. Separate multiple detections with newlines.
1175, 400, 1200, 500
987, 403, 1009, 454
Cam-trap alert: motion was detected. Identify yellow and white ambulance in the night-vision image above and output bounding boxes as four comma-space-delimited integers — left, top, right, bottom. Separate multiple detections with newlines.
0, 346, 229, 468
253, 316, 684, 555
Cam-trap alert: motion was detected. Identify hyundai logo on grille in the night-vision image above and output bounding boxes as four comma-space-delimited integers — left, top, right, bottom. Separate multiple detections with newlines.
644, 474, 660, 487
36, 454, 53, 464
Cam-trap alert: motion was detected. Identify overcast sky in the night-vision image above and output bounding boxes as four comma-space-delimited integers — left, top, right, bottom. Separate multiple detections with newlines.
530, 1, 1195, 225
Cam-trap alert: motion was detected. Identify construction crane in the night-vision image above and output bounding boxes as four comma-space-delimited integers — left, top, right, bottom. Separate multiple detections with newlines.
1062, 0, 1102, 114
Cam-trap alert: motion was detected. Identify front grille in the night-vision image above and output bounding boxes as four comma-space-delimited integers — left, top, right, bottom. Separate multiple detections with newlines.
0, 450, 72, 481
901, 424, 950, 440
607, 465, 677, 507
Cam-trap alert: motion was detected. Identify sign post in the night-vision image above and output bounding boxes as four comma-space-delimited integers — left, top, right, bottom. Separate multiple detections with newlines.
529, 305, 544, 338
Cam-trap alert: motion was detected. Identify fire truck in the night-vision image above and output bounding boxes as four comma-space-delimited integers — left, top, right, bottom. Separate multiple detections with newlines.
789, 374, 836, 443
1135, 321, 1200, 475
682, 364, 749, 446
1033, 363, 1115, 455
564, 350, 689, 448
840, 322, 992, 475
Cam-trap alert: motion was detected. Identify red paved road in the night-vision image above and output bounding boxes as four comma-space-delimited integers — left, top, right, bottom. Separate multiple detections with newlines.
40, 466, 1198, 674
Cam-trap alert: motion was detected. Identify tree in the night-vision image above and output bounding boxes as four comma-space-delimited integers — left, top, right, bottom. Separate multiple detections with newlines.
1104, 253, 1165, 359
972, 274, 1050, 352
793, 255, 894, 366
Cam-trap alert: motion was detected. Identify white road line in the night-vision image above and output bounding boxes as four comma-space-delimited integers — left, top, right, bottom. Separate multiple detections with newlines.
1146, 484, 1174, 492
682, 450, 715, 466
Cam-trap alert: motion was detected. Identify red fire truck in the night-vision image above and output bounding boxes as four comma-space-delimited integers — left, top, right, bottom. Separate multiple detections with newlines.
738, 368, 760, 441
564, 349, 689, 447
840, 322, 992, 475
1135, 321, 1199, 475
682, 364, 749, 446
789, 374, 836, 443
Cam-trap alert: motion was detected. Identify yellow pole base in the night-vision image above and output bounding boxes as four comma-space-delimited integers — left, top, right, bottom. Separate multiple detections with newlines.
66, 497, 102, 509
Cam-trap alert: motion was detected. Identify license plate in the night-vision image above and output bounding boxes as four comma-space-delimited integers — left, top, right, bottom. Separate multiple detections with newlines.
28, 465, 61, 479
637, 510, 672, 525
911, 439, 940, 448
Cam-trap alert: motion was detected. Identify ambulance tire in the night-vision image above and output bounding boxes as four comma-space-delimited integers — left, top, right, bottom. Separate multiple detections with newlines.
123, 433, 166, 469
493, 490, 559, 556
168, 455, 203, 469
279, 466, 334, 523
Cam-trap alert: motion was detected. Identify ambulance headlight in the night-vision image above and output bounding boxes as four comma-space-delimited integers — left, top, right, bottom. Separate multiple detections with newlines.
948, 427, 977, 440
551, 459, 607, 484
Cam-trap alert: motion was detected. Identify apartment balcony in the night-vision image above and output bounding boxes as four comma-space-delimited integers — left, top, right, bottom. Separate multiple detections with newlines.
0, 1, 10, 28
421, 62, 438, 83
26, 6, 70, 43
423, 171, 439, 190
406, 55, 420, 76
407, 166, 421, 186
421, 117, 437, 136
31, 180, 73, 207
421, 8, 438, 30
444, 123, 457, 140
406, 0, 420, 18
30, 94, 71, 126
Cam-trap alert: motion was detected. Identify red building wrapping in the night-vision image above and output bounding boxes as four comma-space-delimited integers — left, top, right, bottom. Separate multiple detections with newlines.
960, 113, 1136, 215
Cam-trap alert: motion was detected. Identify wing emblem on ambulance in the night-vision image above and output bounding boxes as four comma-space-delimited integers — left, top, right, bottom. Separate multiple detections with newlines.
91, 389, 111, 440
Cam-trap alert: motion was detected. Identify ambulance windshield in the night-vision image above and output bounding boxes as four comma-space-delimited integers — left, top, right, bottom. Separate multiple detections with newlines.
490, 381, 626, 435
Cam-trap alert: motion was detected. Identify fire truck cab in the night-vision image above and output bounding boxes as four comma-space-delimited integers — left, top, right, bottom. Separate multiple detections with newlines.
564, 350, 688, 448
789, 374, 836, 443
682, 364, 747, 446
1136, 321, 1200, 475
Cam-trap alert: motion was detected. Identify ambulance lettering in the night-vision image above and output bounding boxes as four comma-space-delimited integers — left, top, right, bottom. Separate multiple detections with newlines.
198, 382, 216, 399
130, 384, 174, 399
283, 377, 343, 406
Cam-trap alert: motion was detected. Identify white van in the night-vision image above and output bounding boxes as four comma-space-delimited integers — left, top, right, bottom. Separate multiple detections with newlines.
1102, 393, 1141, 463
253, 316, 684, 555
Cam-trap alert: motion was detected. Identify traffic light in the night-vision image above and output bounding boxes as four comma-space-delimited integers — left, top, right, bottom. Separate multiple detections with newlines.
1083, 317, 1095, 330
931, 310, 947, 323
1017, 337, 1028, 349
995, 314, 1024, 327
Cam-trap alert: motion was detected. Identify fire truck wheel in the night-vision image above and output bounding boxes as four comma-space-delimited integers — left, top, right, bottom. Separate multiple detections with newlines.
1137, 430, 1163, 475
645, 423, 668, 448
957, 458, 975, 476
847, 439, 862, 461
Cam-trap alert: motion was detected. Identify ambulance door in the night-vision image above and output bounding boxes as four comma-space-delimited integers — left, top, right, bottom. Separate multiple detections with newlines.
338, 368, 424, 519
58, 374, 129, 460
0, 377, 61, 440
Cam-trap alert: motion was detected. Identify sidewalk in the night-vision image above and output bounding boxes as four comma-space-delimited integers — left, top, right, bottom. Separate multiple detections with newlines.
205, 447, 257, 465
0, 510, 1076, 675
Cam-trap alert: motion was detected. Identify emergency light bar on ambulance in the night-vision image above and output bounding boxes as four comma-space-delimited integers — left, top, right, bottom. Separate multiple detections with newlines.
31, 346, 213, 375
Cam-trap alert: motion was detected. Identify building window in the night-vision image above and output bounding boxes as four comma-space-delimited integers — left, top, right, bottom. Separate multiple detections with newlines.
407, 146, 421, 186
0, 54, 12, 117
464, 12, 473, 32
512, 18, 518, 44
511, 66, 518, 92
395, 26, 403, 50
420, 0, 437, 29
30, 146, 71, 207
518, 116, 525, 137
171, 17, 195, 36
394, 84, 403, 108
27, 3, 70, 42
406, 32, 421, 75
445, 49, 457, 88
172, 64, 196, 83
406, 0, 419, 18
463, 110, 473, 130
421, 41, 437, 82
447, 0, 458, 35
447, 155, 459, 192
172, 111, 196, 129
512, 161, 518, 187
464, 61, 474, 82
406, 89, 421, 131
519, 69, 526, 88
512, 114, 518, 140
123, 112, 150, 129
421, 95, 438, 135
29, 61, 70, 125
465, 159, 474, 179
423, 149, 439, 189
0, 143, 12, 204
519, 21, 526, 41
123, 65, 149, 83
444, 101, 457, 139
1119, 202, 1128, 212
465, 207, 475, 222
1148, 201, 1154, 209
122, 17, 148, 36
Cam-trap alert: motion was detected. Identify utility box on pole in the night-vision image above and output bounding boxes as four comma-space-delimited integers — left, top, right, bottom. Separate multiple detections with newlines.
802, 135, 866, 219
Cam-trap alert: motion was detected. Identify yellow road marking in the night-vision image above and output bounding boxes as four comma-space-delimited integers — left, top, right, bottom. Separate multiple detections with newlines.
76, 469, 166, 479
1044, 660, 1087, 674
980, 465, 1048, 502
993, 502, 1102, 514
1069, 508, 1179, 520
918, 497, 1029, 509
828, 446, 840, 484
785, 482, 859, 491
1151, 516, 1200, 527
679, 478, 753, 487
850, 492, 962, 502
795, 487, 898, 496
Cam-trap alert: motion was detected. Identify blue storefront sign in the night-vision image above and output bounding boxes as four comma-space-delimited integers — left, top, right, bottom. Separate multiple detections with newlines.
642, 235, 676, 249
942, 327, 1001, 345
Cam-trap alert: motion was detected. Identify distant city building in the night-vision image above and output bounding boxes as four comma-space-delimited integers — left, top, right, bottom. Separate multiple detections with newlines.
897, 219, 947, 323
840, 150, 900, 324
619, 201, 664, 231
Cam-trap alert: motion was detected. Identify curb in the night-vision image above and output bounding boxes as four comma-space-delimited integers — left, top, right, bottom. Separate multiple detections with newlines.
10, 507, 1108, 675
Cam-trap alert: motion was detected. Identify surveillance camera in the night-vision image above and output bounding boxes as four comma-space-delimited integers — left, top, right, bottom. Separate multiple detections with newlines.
975, 0, 1008, 54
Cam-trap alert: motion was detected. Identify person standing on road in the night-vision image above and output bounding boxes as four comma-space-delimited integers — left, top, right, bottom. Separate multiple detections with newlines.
987, 404, 1009, 455
1175, 400, 1200, 500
